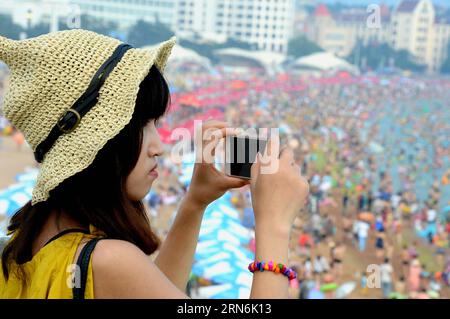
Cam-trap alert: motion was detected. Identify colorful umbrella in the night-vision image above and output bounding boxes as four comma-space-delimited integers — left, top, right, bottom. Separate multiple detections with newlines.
15, 168, 39, 183
335, 282, 356, 299
0, 182, 34, 217
320, 283, 338, 292
308, 289, 325, 299
210, 285, 250, 299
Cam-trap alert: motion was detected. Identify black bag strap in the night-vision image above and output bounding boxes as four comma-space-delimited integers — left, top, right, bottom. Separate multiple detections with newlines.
73, 237, 103, 300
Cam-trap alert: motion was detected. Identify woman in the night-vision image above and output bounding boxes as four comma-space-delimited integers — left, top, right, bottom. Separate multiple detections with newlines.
0, 30, 309, 298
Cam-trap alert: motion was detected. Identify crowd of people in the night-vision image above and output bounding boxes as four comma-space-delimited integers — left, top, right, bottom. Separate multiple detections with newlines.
1, 61, 449, 298
160, 66, 450, 298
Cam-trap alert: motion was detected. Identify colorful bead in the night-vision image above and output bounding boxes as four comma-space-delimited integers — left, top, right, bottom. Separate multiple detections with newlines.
248, 260, 298, 281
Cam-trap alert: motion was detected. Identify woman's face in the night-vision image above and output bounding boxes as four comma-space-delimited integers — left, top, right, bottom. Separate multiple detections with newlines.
126, 120, 164, 201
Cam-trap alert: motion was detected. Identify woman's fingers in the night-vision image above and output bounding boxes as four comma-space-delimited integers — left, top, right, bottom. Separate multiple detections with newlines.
223, 174, 251, 189
202, 127, 237, 161
250, 153, 261, 188
201, 120, 228, 132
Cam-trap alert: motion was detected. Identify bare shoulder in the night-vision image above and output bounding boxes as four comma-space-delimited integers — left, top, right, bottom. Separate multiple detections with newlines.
91, 239, 187, 299
92, 239, 145, 266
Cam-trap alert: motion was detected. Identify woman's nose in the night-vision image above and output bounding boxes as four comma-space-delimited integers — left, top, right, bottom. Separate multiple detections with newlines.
149, 132, 164, 157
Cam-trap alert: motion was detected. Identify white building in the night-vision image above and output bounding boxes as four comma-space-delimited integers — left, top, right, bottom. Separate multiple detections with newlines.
177, 0, 295, 54
2, 0, 295, 55
1, 0, 55, 29
0, 0, 178, 33
308, 4, 391, 58
390, 0, 450, 72
68, 0, 178, 30
309, 0, 450, 73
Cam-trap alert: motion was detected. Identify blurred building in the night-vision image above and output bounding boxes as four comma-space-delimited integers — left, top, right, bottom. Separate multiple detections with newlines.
176, 0, 295, 54
68, 0, 178, 30
390, 0, 450, 72
0, 0, 177, 32
307, 4, 391, 58
308, 0, 450, 73
1, 0, 55, 29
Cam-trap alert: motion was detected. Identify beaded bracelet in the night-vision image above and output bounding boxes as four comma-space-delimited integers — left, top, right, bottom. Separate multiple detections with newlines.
248, 261, 297, 281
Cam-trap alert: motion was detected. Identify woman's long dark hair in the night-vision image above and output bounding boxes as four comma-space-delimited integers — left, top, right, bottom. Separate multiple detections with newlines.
2, 65, 170, 281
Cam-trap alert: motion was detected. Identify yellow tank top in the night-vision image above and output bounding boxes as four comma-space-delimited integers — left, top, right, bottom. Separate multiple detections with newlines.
0, 225, 104, 299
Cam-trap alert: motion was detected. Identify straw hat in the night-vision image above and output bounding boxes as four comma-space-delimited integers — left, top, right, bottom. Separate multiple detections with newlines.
0, 29, 176, 205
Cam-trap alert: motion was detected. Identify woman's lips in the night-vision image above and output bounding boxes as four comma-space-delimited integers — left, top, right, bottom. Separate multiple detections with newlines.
149, 164, 158, 177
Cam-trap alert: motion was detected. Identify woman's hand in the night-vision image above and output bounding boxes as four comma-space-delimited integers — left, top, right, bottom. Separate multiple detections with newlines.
184, 120, 249, 209
250, 140, 310, 236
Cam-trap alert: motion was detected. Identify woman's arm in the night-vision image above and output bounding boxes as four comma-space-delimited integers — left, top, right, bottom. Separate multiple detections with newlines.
91, 143, 309, 299
153, 120, 247, 290
153, 195, 206, 291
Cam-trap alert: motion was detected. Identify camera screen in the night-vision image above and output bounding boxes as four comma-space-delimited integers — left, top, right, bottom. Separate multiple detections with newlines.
227, 136, 267, 179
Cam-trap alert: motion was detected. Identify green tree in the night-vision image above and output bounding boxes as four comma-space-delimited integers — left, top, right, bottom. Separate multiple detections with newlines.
222, 37, 252, 50
127, 19, 174, 48
347, 42, 426, 73
26, 22, 51, 38
440, 42, 450, 74
0, 14, 23, 39
287, 35, 323, 59
79, 14, 118, 36
180, 36, 252, 64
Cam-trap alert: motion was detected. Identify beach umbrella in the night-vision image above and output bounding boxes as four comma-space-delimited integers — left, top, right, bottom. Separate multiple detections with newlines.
192, 260, 233, 279
308, 289, 325, 299
200, 218, 251, 241
199, 229, 247, 245
335, 282, 356, 299
389, 292, 407, 299
0, 235, 10, 251
210, 203, 240, 220
197, 283, 234, 298
210, 270, 252, 288
193, 260, 248, 281
0, 182, 34, 217
320, 283, 338, 293
195, 239, 219, 252
194, 250, 252, 268
15, 168, 39, 183
194, 242, 253, 261
210, 285, 250, 299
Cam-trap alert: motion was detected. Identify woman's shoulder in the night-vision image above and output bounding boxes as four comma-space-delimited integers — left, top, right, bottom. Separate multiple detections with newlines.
91, 239, 186, 298
92, 239, 149, 272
